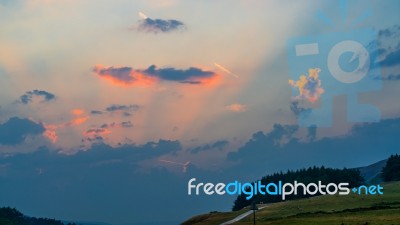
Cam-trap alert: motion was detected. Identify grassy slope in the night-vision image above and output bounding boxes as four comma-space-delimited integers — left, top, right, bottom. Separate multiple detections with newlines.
181, 181, 400, 225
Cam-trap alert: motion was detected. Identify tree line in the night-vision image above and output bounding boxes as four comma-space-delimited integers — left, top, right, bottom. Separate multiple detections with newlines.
233, 153, 400, 211
232, 166, 364, 211
0, 207, 76, 225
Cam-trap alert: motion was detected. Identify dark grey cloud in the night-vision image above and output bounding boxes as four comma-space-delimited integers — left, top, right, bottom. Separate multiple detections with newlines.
0, 117, 45, 145
84, 121, 134, 143
19, 90, 56, 104
379, 47, 400, 67
106, 104, 139, 117
119, 121, 133, 128
375, 73, 400, 81
143, 65, 215, 83
369, 25, 400, 68
106, 104, 139, 113
378, 25, 400, 38
290, 100, 311, 117
93, 66, 133, 83
179, 81, 202, 84
85, 128, 108, 135
138, 17, 186, 33
100, 121, 133, 129
84, 136, 104, 143
189, 140, 229, 154
0, 139, 185, 224
90, 110, 104, 115
227, 117, 400, 178
91, 104, 140, 117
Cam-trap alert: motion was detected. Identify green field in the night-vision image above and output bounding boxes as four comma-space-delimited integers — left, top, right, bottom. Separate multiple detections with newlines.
181, 182, 400, 225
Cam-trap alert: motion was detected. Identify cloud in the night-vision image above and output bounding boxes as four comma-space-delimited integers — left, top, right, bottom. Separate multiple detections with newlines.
118, 121, 133, 128
0, 139, 197, 225
43, 124, 57, 143
0, 117, 45, 145
290, 100, 311, 117
93, 65, 156, 87
66, 116, 89, 126
91, 104, 140, 117
289, 68, 324, 103
106, 104, 139, 113
2, 119, 400, 224
19, 90, 56, 104
371, 25, 400, 68
100, 121, 134, 129
72, 109, 85, 116
138, 16, 186, 33
90, 110, 104, 115
85, 121, 134, 141
379, 48, 400, 67
227, 117, 400, 177
189, 140, 229, 154
85, 128, 111, 136
375, 73, 400, 81
93, 65, 219, 86
378, 25, 400, 38
143, 65, 216, 83
226, 103, 247, 112
307, 125, 317, 141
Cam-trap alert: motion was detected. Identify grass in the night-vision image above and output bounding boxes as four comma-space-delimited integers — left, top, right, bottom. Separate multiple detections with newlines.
181, 181, 400, 225
181, 209, 248, 225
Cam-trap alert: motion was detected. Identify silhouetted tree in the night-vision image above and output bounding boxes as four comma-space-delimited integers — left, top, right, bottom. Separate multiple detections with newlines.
382, 154, 400, 182
0, 207, 77, 225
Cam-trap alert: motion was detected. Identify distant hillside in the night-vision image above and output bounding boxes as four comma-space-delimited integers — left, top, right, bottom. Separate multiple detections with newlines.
355, 159, 387, 184
0, 207, 76, 225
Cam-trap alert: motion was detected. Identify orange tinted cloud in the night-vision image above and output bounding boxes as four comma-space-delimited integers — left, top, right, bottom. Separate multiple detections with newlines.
93, 65, 156, 87
65, 109, 90, 126
85, 128, 111, 136
195, 73, 222, 86
93, 64, 219, 87
68, 116, 89, 126
289, 68, 324, 103
72, 109, 85, 116
43, 124, 58, 143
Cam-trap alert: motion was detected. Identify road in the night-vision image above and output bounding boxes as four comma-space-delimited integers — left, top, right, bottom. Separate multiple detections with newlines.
220, 206, 266, 225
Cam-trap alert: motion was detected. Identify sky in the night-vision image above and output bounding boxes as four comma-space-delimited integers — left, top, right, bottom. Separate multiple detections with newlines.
0, 0, 400, 225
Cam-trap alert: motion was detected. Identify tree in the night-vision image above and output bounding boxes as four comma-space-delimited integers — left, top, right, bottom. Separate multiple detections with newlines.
381, 154, 400, 182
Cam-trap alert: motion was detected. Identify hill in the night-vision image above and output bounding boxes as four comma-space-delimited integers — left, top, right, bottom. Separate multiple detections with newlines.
181, 181, 400, 225
0, 207, 76, 225
356, 159, 387, 184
